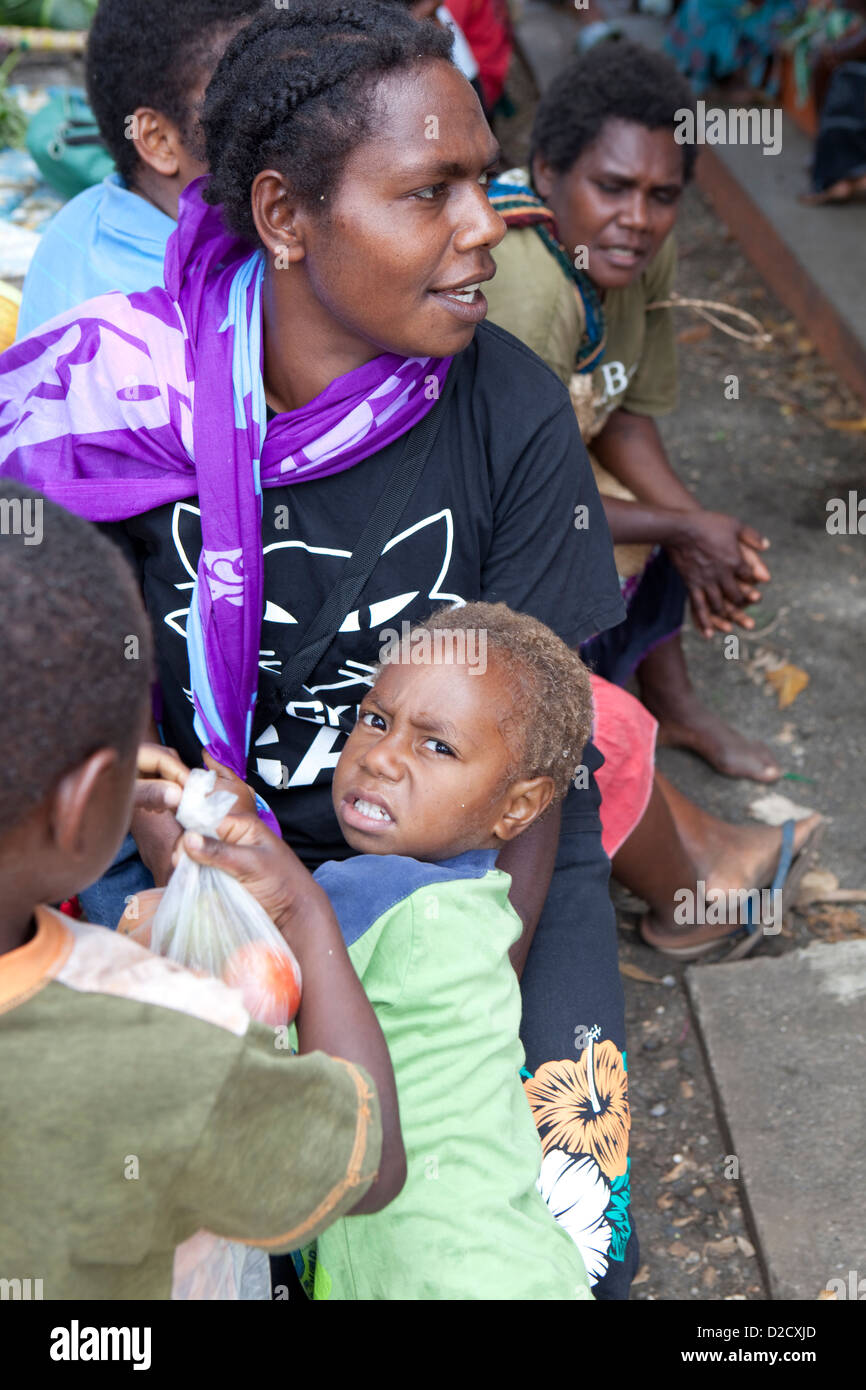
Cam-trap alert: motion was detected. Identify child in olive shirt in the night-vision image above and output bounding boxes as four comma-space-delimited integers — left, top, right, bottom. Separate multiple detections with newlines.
0, 483, 403, 1300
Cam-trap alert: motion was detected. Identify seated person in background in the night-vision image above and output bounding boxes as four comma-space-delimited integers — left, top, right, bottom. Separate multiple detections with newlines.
16, 0, 266, 339
395, 2, 484, 105
484, 39, 782, 784
275, 601, 597, 1300
0, 481, 404, 1300
804, 18, 866, 205
445, 0, 513, 111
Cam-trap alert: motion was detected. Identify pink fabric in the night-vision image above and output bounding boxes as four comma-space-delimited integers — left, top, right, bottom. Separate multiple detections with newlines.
589, 674, 658, 860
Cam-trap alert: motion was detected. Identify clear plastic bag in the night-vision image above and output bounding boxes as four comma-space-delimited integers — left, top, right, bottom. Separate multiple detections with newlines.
150, 768, 302, 1026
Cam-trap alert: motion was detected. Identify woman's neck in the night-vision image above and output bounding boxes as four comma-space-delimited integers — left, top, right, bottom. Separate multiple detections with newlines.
261, 263, 382, 415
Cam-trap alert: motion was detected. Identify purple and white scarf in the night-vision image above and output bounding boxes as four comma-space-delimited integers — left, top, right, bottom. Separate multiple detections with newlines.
0, 179, 451, 825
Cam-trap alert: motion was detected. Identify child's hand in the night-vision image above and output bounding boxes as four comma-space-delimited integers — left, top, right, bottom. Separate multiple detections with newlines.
173, 811, 325, 956
179, 816, 407, 1215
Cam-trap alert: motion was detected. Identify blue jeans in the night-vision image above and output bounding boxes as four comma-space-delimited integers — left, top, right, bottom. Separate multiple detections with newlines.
78, 832, 155, 930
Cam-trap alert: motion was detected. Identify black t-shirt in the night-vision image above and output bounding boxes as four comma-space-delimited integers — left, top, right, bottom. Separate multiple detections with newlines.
105, 322, 624, 868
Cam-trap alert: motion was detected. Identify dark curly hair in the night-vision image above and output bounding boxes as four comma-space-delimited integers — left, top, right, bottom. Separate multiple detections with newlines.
202, 1, 454, 245
529, 39, 699, 183
85, 0, 267, 186
0, 482, 153, 840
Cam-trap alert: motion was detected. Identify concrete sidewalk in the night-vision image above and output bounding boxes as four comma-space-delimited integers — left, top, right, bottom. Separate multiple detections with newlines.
687, 942, 866, 1301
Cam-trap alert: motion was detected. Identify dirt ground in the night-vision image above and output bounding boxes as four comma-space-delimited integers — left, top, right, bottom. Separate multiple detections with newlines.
612, 188, 865, 1301
495, 20, 866, 1297
495, 39, 865, 1299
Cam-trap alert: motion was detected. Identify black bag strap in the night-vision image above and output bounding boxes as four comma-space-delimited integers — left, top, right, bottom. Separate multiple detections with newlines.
252, 366, 457, 739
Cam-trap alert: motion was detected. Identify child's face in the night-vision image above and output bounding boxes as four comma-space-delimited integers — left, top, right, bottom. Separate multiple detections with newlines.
332, 654, 532, 861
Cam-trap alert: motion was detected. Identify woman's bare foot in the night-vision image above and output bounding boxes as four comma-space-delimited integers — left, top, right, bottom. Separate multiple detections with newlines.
652, 700, 782, 782
637, 635, 781, 782
639, 805, 825, 948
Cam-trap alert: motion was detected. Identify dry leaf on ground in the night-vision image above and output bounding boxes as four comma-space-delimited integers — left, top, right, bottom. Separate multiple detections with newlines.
824, 416, 866, 432
677, 323, 711, 344
765, 662, 810, 708
620, 961, 665, 984
806, 906, 866, 942
661, 1159, 696, 1184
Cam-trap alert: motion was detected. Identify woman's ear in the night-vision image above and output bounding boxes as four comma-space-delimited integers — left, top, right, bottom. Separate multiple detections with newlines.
130, 106, 184, 179
251, 170, 308, 268
492, 776, 556, 843
531, 152, 555, 201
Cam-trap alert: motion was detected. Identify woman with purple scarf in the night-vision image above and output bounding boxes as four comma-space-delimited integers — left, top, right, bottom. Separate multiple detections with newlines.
0, 3, 635, 1296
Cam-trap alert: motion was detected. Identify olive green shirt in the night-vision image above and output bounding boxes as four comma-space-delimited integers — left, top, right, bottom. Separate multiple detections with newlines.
0, 907, 381, 1300
485, 224, 678, 441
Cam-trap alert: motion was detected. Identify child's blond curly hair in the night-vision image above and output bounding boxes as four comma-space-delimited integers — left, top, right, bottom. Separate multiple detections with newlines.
407, 601, 594, 803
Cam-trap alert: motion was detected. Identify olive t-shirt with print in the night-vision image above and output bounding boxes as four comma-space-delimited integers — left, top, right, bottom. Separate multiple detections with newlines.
0, 907, 381, 1300
102, 321, 624, 868
484, 225, 679, 440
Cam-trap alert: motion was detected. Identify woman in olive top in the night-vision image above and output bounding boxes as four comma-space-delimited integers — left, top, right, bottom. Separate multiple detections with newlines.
485, 40, 781, 784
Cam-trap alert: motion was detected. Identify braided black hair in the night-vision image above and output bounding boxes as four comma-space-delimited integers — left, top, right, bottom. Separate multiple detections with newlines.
202, 1, 454, 245
529, 39, 699, 183
0, 482, 153, 839
86, 0, 267, 185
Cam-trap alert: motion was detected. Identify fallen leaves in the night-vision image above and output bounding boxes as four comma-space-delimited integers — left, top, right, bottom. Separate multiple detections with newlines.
661, 1159, 697, 1184
677, 322, 711, 344
706, 1236, 737, 1256
765, 662, 810, 708
823, 416, 866, 432
620, 961, 666, 984
805, 905, 866, 942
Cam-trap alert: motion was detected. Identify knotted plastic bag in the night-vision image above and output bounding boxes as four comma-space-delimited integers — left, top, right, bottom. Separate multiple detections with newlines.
149, 768, 302, 1026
